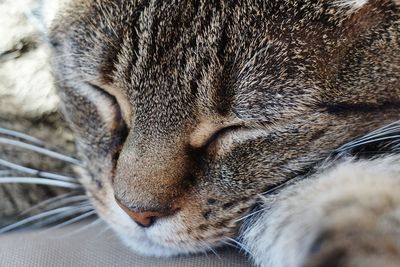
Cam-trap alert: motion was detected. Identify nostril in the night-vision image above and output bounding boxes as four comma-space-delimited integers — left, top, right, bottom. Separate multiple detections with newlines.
128, 210, 163, 228
115, 198, 168, 228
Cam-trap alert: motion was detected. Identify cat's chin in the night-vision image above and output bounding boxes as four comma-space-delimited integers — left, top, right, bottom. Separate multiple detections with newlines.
116, 230, 187, 257
110, 222, 215, 258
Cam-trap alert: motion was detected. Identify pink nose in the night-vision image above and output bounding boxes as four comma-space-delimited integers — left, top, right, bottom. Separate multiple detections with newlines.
116, 199, 166, 227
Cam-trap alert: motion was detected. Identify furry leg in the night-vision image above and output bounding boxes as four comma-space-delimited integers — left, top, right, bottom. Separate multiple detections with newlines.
242, 156, 400, 267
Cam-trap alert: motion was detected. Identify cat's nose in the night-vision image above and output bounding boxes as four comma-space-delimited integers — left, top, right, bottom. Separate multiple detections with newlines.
115, 199, 167, 227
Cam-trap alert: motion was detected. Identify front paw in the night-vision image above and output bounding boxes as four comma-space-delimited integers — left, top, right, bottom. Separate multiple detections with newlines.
303, 229, 400, 267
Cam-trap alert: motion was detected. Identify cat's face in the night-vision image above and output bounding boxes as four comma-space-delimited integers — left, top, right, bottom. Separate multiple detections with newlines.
48, 0, 400, 256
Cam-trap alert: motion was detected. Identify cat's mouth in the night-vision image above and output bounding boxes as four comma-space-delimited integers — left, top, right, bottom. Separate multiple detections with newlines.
85, 186, 231, 257
71, 168, 204, 256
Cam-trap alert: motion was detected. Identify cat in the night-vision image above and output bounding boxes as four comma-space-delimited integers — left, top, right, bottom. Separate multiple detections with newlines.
5, 0, 400, 266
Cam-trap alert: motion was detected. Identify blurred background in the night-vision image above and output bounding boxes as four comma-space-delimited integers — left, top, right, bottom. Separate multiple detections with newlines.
0, 0, 76, 226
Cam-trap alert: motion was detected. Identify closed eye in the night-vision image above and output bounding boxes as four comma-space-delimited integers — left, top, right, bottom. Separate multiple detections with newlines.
83, 83, 129, 158
87, 82, 132, 128
202, 125, 245, 150
189, 121, 273, 157
190, 122, 245, 151
84, 83, 127, 131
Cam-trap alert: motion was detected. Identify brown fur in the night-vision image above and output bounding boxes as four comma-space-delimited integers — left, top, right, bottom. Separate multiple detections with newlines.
47, 0, 400, 263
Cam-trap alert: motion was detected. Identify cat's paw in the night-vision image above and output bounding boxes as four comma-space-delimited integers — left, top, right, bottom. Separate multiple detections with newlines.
303, 229, 400, 267
242, 156, 400, 267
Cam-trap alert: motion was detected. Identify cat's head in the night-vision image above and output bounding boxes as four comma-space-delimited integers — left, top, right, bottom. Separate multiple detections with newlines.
45, 0, 400, 256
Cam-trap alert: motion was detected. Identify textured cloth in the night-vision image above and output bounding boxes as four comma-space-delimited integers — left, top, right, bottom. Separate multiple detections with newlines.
0, 221, 250, 267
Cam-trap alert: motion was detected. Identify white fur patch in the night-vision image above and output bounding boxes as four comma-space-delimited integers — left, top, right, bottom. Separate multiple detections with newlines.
40, 0, 70, 30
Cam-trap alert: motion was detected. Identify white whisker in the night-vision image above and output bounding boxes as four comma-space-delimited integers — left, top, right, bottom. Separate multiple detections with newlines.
0, 137, 82, 165
0, 205, 91, 234
56, 218, 103, 239
19, 192, 79, 216
27, 205, 93, 230
337, 121, 400, 152
222, 237, 252, 256
220, 239, 234, 247
338, 135, 400, 153
0, 177, 81, 189
0, 128, 46, 146
46, 210, 96, 232
200, 241, 221, 259
43, 195, 90, 211
339, 130, 398, 150
234, 209, 263, 223
0, 159, 77, 182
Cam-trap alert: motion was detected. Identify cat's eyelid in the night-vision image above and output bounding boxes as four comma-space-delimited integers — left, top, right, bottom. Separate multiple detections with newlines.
190, 119, 276, 155
189, 120, 243, 149
190, 122, 221, 149
77, 83, 118, 128
87, 82, 132, 128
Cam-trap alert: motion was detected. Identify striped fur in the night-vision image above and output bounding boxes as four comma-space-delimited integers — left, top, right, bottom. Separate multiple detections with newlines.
1, 0, 400, 266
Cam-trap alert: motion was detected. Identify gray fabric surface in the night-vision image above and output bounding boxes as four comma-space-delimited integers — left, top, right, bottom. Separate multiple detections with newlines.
0, 221, 250, 267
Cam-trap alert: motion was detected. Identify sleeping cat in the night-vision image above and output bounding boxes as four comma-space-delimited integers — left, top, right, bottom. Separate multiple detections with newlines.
27, 0, 400, 266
